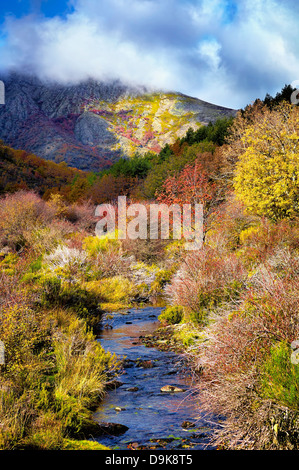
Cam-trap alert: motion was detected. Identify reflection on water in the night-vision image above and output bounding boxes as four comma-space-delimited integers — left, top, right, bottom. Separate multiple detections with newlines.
93, 306, 216, 450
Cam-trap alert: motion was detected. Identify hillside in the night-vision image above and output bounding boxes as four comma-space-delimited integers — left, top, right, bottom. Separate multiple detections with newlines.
0, 73, 236, 171
0, 140, 87, 197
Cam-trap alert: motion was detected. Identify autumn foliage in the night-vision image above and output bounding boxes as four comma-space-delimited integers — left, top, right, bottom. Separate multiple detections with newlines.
231, 102, 299, 220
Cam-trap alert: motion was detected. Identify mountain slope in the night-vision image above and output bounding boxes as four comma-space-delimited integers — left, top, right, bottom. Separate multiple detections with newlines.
0, 73, 236, 171
0, 140, 87, 197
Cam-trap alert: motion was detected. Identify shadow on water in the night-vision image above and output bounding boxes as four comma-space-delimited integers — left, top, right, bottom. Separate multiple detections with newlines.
93, 306, 217, 450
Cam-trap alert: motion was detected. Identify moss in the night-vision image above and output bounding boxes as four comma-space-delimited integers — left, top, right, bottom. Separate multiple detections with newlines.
259, 341, 299, 410
63, 439, 110, 450
173, 323, 204, 348
0, 252, 19, 274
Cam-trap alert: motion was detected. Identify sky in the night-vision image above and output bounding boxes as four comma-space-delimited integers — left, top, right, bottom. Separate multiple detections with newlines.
0, 0, 299, 109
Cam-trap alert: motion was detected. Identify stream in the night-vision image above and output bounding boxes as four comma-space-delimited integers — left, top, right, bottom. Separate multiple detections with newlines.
93, 306, 217, 450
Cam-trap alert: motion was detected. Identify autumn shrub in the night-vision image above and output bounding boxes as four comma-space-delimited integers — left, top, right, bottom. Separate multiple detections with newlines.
0, 252, 19, 276
44, 245, 90, 282
64, 200, 96, 232
167, 247, 246, 325
0, 271, 116, 449
149, 265, 177, 296
0, 304, 51, 386
122, 236, 168, 263
82, 233, 136, 280
46, 193, 68, 218
156, 159, 218, 241
237, 218, 299, 268
0, 307, 116, 449
205, 195, 258, 253
0, 271, 53, 448
0, 191, 55, 250
27, 220, 75, 255
0, 191, 119, 449
83, 233, 122, 255
196, 267, 299, 449
93, 246, 131, 279
50, 314, 117, 435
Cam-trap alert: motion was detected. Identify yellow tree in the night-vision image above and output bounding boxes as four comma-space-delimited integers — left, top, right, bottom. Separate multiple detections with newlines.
233, 102, 299, 220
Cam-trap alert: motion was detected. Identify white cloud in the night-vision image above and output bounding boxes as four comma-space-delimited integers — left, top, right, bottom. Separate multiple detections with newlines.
1, 0, 299, 108
197, 38, 222, 71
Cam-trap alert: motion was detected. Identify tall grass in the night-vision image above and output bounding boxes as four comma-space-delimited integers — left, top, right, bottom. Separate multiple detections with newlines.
0, 191, 119, 449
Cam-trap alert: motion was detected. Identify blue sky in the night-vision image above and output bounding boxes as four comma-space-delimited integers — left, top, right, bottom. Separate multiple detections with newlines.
0, 1, 73, 19
0, 0, 299, 108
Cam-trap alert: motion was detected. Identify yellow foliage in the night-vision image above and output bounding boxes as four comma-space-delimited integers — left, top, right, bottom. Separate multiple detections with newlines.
0, 304, 49, 376
239, 226, 260, 245
233, 102, 299, 220
83, 232, 121, 256
84, 276, 137, 304
46, 193, 68, 217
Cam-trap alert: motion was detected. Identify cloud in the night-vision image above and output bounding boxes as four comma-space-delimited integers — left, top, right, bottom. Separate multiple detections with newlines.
0, 0, 299, 108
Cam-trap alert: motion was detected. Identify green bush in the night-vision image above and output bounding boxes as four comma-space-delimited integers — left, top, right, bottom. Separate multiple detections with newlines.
149, 266, 177, 295
260, 341, 299, 410
84, 276, 137, 306
188, 280, 244, 325
158, 306, 184, 325
40, 275, 103, 318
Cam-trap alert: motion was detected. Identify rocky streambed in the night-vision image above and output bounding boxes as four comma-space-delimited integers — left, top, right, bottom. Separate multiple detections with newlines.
92, 306, 217, 450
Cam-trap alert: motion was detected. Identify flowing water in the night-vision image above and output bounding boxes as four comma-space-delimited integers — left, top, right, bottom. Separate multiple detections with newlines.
93, 306, 216, 450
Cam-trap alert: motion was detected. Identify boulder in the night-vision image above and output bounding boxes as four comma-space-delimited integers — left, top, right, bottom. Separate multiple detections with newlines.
97, 422, 129, 436
105, 379, 123, 390
181, 420, 195, 428
136, 360, 154, 368
160, 385, 186, 393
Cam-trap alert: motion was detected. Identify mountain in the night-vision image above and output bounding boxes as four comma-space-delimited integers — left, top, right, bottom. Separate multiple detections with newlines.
0, 72, 236, 172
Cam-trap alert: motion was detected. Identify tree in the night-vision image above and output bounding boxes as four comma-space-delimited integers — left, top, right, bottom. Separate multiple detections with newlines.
156, 159, 217, 239
233, 102, 299, 220
87, 174, 139, 204
262, 84, 296, 109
